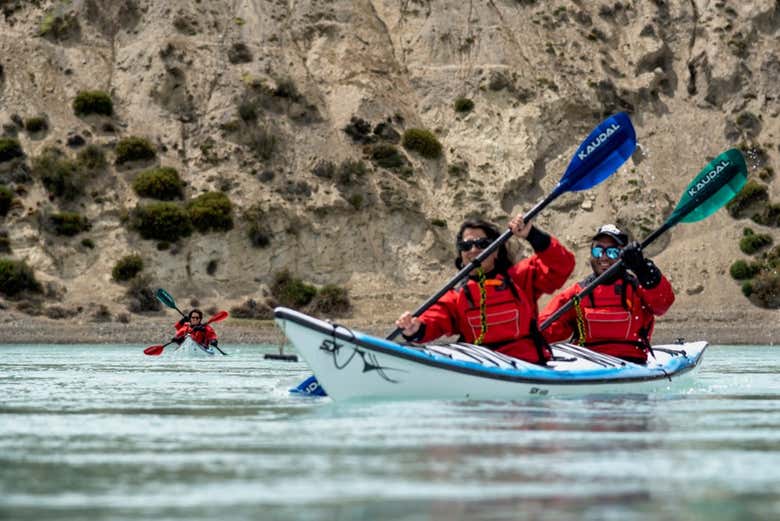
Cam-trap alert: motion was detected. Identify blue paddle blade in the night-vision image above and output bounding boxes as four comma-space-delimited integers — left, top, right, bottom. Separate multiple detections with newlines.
155, 288, 177, 309
559, 112, 637, 193
673, 148, 748, 224
289, 375, 327, 396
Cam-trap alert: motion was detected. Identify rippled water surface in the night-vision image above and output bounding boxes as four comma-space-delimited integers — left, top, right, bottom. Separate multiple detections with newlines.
1, 344, 778, 521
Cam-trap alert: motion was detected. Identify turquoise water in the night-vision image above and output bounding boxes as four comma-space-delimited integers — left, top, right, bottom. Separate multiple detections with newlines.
0, 344, 778, 521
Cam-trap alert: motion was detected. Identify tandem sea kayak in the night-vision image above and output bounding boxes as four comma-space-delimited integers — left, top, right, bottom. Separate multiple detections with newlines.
274, 307, 707, 401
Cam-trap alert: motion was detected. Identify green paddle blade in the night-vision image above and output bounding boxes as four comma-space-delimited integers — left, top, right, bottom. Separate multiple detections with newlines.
155, 288, 177, 309
671, 148, 748, 224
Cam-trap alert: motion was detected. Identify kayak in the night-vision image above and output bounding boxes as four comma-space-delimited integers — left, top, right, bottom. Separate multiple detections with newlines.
167, 335, 223, 357
274, 307, 708, 401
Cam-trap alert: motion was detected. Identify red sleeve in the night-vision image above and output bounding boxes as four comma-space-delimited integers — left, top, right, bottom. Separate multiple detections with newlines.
174, 321, 189, 337
637, 274, 675, 316
509, 235, 575, 302
204, 325, 218, 343
538, 283, 580, 343
417, 289, 460, 342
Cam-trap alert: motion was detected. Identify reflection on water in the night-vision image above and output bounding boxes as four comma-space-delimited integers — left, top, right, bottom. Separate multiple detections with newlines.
0, 344, 778, 521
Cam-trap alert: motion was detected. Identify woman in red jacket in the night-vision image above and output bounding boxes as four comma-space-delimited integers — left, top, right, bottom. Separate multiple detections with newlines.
539, 224, 675, 364
395, 215, 575, 364
174, 309, 219, 348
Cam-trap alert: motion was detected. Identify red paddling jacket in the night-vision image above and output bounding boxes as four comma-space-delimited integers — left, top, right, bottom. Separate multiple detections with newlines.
407, 235, 575, 363
539, 272, 675, 363
174, 321, 218, 347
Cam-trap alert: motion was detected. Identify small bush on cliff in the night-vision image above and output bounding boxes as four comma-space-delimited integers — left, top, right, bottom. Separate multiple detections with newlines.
744, 272, 780, 309
112, 254, 144, 282
187, 191, 233, 232
726, 180, 768, 219
132, 167, 184, 200
24, 116, 48, 133
402, 128, 443, 159
73, 90, 113, 117
0, 185, 13, 217
454, 97, 475, 113
308, 284, 352, 316
739, 230, 772, 255
76, 145, 108, 173
130, 202, 192, 242
729, 260, 761, 280
48, 212, 91, 237
31, 147, 87, 200
370, 144, 406, 169
115, 136, 156, 165
0, 138, 24, 163
0, 258, 42, 297
271, 269, 316, 308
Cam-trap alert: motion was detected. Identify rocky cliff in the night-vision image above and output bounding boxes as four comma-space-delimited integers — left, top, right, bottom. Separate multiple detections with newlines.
0, 0, 778, 341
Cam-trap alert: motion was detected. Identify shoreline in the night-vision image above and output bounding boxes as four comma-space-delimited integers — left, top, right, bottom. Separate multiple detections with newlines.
2, 307, 778, 346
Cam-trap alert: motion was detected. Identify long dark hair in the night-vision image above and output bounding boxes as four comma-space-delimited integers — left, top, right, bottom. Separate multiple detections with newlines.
454, 219, 514, 272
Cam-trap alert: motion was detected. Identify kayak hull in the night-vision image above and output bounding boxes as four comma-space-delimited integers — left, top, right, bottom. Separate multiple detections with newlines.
168, 335, 222, 357
274, 307, 707, 401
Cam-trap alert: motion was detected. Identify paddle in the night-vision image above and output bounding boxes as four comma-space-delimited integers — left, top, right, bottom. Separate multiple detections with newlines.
291, 112, 638, 395
143, 310, 229, 356
155, 288, 187, 318
539, 148, 748, 331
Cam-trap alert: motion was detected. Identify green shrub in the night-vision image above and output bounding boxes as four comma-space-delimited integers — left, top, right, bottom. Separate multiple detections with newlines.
431, 218, 447, 227
0, 258, 42, 297
73, 90, 113, 117
454, 97, 475, 113
48, 212, 91, 236
115, 136, 156, 165
31, 147, 87, 200
271, 269, 317, 308
81, 238, 95, 249
187, 191, 233, 232
39, 9, 79, 40
126, 275, 162, 313
337, 159, 367, 185
131, 202, 192, 242
726, 180, 769, 218
739, 232, 772, 254
24, 116, 48, 133
0, 231, 11, 254
747, 271, 780, 309
243, 205, 271, 248
729, 260, 761, 280
308, 284, 352, 316
0, 185, 13, 217
112, 254, 144, 282
132, 167, 184, 200
370, 144, 406, 169
751, 203, 780, 227
402, 128, 443, 159
76, 145, 108, 173
0, 138, 24, 163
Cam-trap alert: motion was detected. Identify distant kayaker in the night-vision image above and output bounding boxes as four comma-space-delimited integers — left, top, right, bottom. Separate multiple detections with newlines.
395, 215, 575, 364
539, 224, 675, 364
174, 309, 219, 349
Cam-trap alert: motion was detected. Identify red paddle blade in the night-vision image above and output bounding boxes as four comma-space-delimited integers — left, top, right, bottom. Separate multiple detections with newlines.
143, 345, 165, 356
206, 310, 229, 324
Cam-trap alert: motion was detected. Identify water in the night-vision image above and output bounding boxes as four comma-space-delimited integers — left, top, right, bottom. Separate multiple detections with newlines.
1, 344, 778, 521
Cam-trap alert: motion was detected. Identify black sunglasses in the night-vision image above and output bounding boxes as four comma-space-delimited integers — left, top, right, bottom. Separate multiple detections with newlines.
591, 246, 621, 260
458, 237, 492, 251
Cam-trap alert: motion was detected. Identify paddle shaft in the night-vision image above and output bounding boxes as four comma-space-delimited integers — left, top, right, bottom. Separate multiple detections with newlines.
385, 190, 559, 341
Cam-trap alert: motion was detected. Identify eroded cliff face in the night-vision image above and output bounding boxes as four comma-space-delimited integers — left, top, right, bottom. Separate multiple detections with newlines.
0, 0, 778, 328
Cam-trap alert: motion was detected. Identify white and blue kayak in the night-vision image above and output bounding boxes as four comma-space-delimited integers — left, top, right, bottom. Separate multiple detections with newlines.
168, 335, 223, 358
274, 307, 708, 401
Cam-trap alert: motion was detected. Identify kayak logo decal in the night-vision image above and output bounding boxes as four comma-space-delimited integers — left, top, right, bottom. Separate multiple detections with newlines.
319, 339, 405, 383
687, 159, 730, 198
578, 123, 621, 161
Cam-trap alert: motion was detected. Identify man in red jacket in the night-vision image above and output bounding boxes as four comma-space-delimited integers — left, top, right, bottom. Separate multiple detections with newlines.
174, 309, 219, 348
539, 224, 675, 364
395, 215, 575, 364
